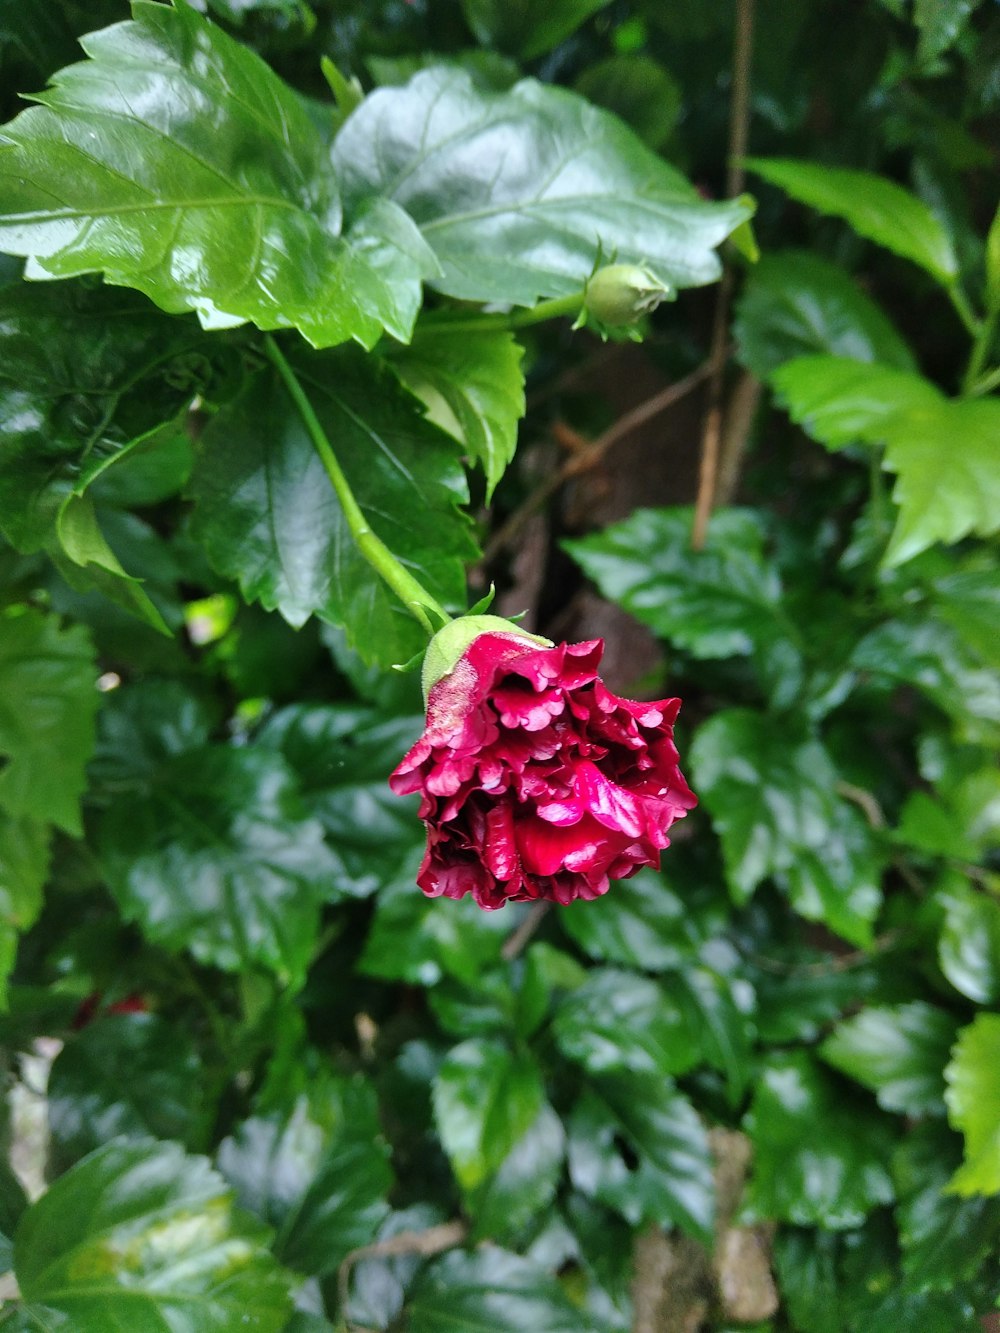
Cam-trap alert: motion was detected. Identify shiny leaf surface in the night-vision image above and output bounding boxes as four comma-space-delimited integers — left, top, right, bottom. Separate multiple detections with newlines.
819, 1002, 957, 1116
944, 1012, 1000, 1195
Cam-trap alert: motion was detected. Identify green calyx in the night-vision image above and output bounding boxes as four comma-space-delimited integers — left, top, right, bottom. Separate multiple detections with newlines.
577, 262, 673, 334
420, 615, 552, 704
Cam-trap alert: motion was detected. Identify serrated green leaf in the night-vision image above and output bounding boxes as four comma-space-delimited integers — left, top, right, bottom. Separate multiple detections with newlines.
566, 507, 803, 707
771, 355, 942, 449
558, 865, 698, 971
894, 1122, 1000, 1291
944, 1012, 1000, 1195
691, 709, 883, 945
388, 328, 525, 499
99, 744, 337, 985
930, 568, 1000, 667
568, 1072, 714, 1243
734, 250, 916, 379
191, 347, 476, 667
746, 158, 958, 284
914, 0, 981, 63
468, 1102, 565, 1243
0, 3, 435, 347
553, 967, 700, 1078
255, 704, 423, 898
217, 1077, 393, 1276
433, 1039, 545, 1193
461, 0, 612, 59
409, 1247, 602, 1333
334, 68, 752, 307
0, 813, 48, 1007
0, 609, 97, 836
672, 964, 756, 1103
772, 1228, 845, 1333
744, 1052, 896, 1228
852, 619, 1000, 741
14, 1138, 294, 1331
819, 1002, 958, 1116
936, 874, 1000, 1003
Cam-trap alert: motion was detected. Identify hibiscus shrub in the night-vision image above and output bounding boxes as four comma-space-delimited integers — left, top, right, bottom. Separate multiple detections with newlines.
1, 1, 999, 1330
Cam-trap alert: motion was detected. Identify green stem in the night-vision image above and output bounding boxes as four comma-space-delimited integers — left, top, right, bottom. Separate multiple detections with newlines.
947, 282, 981, 340
263, 334, 450, 634
968, 362, 1000, 397
962, 310, 998, 395
418, 291, 585, 336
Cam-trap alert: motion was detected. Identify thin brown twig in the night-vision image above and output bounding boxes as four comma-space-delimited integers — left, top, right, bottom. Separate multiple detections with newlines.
484, 360, 712, 565
692, 0, 756, 551
501, 900, 551, 960
338, 1220, 468, 1324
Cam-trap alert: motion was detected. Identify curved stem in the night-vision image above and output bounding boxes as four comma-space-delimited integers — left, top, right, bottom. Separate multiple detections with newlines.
263, 335, 449, 633
968, 362, 1000, 397
948, 283, 981, 340
962, 310, 998, 395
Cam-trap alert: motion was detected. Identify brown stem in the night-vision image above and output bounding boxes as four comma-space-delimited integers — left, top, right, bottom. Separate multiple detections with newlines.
501, 900, 551, 960
691, 0, 756, 551
338, 1220, 468, 1324
484, 360, 712, 565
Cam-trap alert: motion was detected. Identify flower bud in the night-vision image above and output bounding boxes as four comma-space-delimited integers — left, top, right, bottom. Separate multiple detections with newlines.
420, 615, 551, 703
581, 263, 673, 330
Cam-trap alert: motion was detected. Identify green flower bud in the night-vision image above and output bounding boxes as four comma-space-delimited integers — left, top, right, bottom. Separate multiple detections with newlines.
421, 615, 552, 703
581, 263, 673, 329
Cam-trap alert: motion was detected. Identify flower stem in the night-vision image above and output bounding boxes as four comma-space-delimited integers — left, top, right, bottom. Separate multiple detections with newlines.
962, 309, 998, 395
263, 334, 450, 634
417, 291, 585, 336
947, 282, 981, 340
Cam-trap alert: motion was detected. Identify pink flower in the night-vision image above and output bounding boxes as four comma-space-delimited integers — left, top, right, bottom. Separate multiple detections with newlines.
389, 620, 696, 910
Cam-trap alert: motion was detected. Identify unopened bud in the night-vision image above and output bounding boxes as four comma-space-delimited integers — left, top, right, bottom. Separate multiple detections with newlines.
581, 263, 672, 329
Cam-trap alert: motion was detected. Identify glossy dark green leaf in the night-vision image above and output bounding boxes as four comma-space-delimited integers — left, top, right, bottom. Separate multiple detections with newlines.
0, 4, 435, 347
256, 704, 423, 898
14, 1138, 294, 1331
691, 709, 884, 945
0, 813, 48, 1006
819, 1002, 957, 1116
734, 250, 916, 379
192, 348, 476, 667
743, 1052, 896, 1228
460, 0, 612, 58
936, 874, 1000, 1003
944, 1012, 1000, 1195
0, 1159, 27, 1274
558, 866, 701, 971
409, 1247, 601, 1333
930, 567, 1000, 667
345, 1204, 446, 1332
914, 0, 981, 62
432, 1039, 545, 1192
47, 1013, 205, 1172
671, 963, 756, 1103
388, 328, 525, 499
894, 1122, 1000, 1291
746, 158, 959, 284
553, 968, 700, 1078
574, 55, 681, 149
100, 744, 337, 985
334, 69, 752, 307
90, 678, 218, 789
566, 508, 803, 707
0, 608, 97, 836
217, 1076, 393, 1276
772, 1227, 845, 1333
773, 356, 1000, 565
852, 619, 1000, 741
468, 1101, 565, 1242
568, 1072, 714, 1243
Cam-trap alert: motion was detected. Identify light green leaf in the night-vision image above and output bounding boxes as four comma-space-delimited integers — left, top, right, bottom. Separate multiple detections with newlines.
734, 250, 916, 379
691, 708, 884, 945
746, 158, 959, 285
14, 1138, 294, 1331
985, 200, 1000, 314
191, 347, 477, 668
566, 507, 803, 707
409, 1248, 602, 1333
0, 609, 97, 836
944, 1013, 1000, 1195
936, 874, 1000, 1004
99, 744, 338, 986
553, 967, 700, 1078
744, 1052, 896, 1228
217, 1077, 393, 1276
773, 356, 1000, 565
461, 0, 613, 59
819, 1002, 958, 1116
0, 812, 49, 1007
568, 1072, 714, 1243
914, 0, 981, 63
334, 68, 752, 307
0, 3, 432, 347
47, 1013, 206, 1173
432, 1039, 545, 1192
388, 328, 525, 499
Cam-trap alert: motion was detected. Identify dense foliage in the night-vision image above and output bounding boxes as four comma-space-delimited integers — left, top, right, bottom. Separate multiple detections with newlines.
0, 1, 998, 1329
